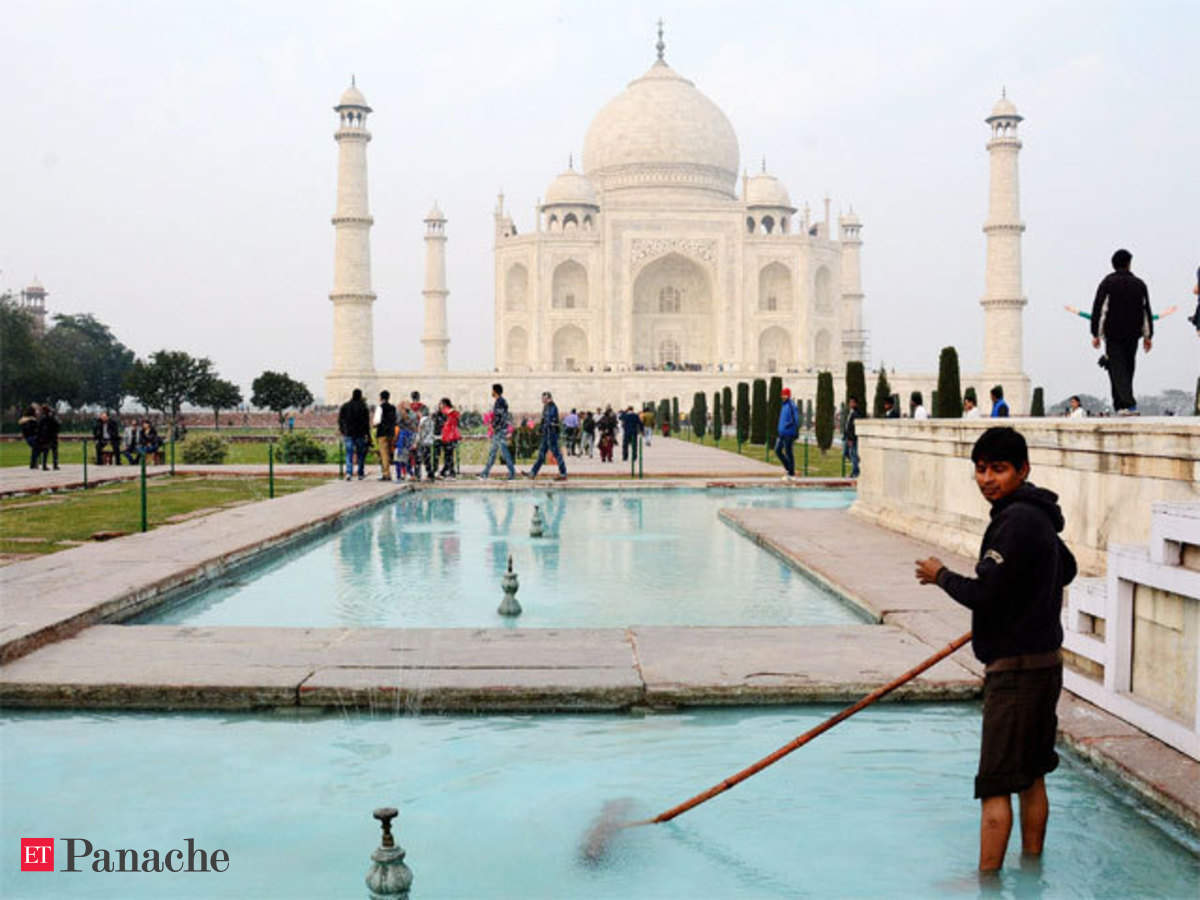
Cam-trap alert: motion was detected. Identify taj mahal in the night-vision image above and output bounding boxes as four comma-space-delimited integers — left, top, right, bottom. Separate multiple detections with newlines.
325, 28, 1030, 413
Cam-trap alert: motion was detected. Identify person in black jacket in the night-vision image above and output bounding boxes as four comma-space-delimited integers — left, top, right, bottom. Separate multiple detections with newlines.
375, 390, 397, 481
337, 388, 371, 481
36, 405, 60, 470
524, 391, 567, 480
92, 412, 122, 464
1090, 248, 1153, 414
915, 427, 1077, 872
18, 406, 39, 469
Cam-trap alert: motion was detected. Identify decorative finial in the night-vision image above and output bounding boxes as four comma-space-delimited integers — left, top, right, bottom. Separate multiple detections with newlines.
568, 153, 573, 170
352, 74, 356, 88
655, 18, 665, 62
761, 156, 766, 174
1001, 85, 1006, 99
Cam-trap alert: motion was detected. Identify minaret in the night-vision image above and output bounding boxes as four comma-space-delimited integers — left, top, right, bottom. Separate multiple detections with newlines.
421, 204, 449, 372
327, 78, 376, 393
839, 210, 865, 362
981, 90, 1028, 400
19, 278, 49, 336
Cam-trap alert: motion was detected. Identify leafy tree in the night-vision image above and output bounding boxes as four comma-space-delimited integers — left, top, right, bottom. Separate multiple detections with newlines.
251, 371, 313, 429
766, 376, 783, 446
935, 347, 963, 418
750, 378, 767, 444
125, 350, 214, 425
815, 372, 834, 452
872, 364, 892, 418
42, 314, 134, 411
845, 361, 868, 418
736, 382, 750, 443
195, 376, 243, 429
712, 391, 722, 441
1030, 387, 1045, 417
671, 396, 680, 432
1, 296, 57, 413
691, 391, 707, 439
722, 386, 733, 425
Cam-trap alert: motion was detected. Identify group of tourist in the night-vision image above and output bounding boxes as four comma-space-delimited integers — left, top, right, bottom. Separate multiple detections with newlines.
337, 389, 461, 482
89, 412, 164, 465
16, 405, 60, 470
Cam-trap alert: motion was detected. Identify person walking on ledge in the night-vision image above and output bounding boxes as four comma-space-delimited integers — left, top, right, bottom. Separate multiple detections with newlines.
1090, 248, 1153, 415
524, 391, 567, 481
914, 426, 1077, 872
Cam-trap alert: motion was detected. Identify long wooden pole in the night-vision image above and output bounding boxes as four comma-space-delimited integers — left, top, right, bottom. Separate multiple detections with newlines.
643, 631, 973, 825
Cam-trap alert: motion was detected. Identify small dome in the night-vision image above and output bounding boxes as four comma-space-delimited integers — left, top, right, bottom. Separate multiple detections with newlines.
543, 169, 599, 208
839, 209, 861, 226
337, 82, 369, 109
425, 202, 445, 221
26, 277, 45, 292
987, 94, 1020, 120
745, 173, 793, 210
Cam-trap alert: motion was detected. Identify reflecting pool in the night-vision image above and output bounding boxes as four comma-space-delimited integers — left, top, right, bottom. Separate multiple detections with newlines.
2, 705, 1196, 898
137, 489, 868, 628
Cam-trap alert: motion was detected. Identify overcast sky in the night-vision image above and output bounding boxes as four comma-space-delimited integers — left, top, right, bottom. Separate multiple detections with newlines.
4, 0, 1197, 405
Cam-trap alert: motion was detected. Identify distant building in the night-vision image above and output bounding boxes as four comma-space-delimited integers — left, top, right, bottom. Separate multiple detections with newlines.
18, 278, 49, 335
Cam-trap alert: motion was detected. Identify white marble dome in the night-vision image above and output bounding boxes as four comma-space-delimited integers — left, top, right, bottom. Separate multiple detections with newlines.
745, 173, 793, 210
337, 83, 369, 109
582, 60, 740, 198
543, 168, 599, 207
988, 94, 1020, 120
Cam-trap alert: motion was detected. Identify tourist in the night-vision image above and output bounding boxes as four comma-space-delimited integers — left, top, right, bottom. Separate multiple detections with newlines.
18, 406, 39, 469
641, 405, 654, 447
393, 401, 415, 480
1090, 248, 1153, 415
915, 426, 1077, 872
963, 395, 982, 419
910, 391, 929, 420
438, 397, 461, 478
775, 388, 799, 480
122, 417, 139, 460
842, 396, 860, 478
430, 399, 447, 476
416, 408, 436, 480
524, 391, 567, 480
478, 383, 516, 480
989, 386, 1009, 418
1189, 264, 1199, 337
409, 390, 425, 416
375, 390, 397, 481
598, 406, 617, 462
337, 388, 371, 481
562, 408, 581, 456
882, 395, 900, 419
581, 410, 596, 458
124, 419, 162, 464
620, 406, 641, 462
92, 411, 121, 465
1067, 395, 1086, 419
37, 404, 60, 470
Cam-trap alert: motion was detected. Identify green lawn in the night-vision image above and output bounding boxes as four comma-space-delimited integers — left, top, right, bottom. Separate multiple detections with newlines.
0, 476, 317, 558
673, 430, 851, 478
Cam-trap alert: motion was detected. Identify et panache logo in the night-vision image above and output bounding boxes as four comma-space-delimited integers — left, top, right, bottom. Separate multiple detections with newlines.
21, 837, 229, 873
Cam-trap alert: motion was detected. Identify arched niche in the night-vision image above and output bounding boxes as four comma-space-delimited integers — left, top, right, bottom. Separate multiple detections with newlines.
552, 324, 587, 371
505, 326, 528, 370
814, 266, 834, 315
631, 252, 712, 367
505, 263, 528, 311
758, 262, 793, 313
758, 326, 793, 372
552, 259, 588, 310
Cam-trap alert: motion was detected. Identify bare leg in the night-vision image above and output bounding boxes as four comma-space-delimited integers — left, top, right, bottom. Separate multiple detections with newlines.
979, 795, 1013, 871
1018, 777, 1049, 855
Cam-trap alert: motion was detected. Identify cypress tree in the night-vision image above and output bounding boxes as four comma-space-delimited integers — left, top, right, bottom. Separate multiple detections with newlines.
805, 398, 813, 430
722, 385, 733, 425
931, 391, 939, 416
1030, 387, 1045, 417
691, 391, 707, 439
845, 361, 868, 418
750, 378, 768, 444
872, 364, 892, 418
736, 382, 750, 443
658, 398, 670, 434
936, 346, 963, 418
712, 391, 722, 441
671, 396, 680, 433
815, 372, 834, 452
767, 376, 783, 445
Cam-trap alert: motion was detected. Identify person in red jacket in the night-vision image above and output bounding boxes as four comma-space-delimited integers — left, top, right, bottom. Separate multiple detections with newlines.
438, 397, 461, 479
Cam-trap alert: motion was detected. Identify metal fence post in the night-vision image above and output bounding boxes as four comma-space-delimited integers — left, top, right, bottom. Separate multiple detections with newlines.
638, 434, 643, 479
82, 439, 88, 489
269, 443, 275, 499
170, 433, 175, 476
803, 433, 809, 477
140, 454, 148, 533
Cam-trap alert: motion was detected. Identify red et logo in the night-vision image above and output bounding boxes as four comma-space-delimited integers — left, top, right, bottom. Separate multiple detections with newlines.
21, 838, 54, 872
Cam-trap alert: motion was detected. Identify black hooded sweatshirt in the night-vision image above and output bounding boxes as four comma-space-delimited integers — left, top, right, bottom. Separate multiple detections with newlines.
935, 482, 1077, 664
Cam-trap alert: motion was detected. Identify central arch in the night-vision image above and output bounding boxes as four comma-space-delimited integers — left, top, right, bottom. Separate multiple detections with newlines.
552, 324, 588, 371
631, 252, 712, 368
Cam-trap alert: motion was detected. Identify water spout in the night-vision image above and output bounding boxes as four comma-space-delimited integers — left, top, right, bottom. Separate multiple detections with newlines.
365, 806, 413, 898
498, 554, 522, 616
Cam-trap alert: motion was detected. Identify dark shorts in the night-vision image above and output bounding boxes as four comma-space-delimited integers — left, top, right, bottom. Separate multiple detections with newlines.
975, 662, 1062, 799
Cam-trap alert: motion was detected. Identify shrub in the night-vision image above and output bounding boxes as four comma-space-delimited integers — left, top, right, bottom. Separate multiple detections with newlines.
767, 376, 783, 446
846, 361, 868, 418
815, 372, 834, 452
750, 379, 767, 444
722, 386, 733, 425
278, 433, 329, 464
872, 364, 892, 418
691, 392, 707, 439
180, 435, 228, 464
1030, 387, 1045, 417
515, 423, 539, 459
712, 391, 722, 441
736, 382, 750, 443
460, 410, 483, 430
935, 347, 963, 418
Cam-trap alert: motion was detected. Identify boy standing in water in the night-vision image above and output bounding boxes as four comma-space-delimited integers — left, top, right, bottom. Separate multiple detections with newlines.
914, 427, 1076, 871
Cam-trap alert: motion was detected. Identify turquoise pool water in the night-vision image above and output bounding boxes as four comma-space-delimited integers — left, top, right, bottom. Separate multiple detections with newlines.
138, 489, 868, 628
1, 705, 1195, 898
